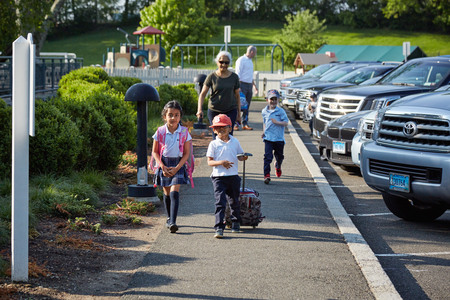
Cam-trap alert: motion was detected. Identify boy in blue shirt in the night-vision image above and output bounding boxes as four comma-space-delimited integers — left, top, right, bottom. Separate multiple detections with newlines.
261, 89, 289, 184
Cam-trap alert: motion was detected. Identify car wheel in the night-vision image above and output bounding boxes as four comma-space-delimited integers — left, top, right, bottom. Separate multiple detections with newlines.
382, 193, 447, 221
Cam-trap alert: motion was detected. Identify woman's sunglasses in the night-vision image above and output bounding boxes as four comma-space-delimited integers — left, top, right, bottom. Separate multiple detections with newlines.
218, 61, 230, 65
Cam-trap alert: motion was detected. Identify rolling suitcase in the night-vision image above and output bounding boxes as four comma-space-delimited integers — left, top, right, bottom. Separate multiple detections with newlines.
225, 153, 264, 228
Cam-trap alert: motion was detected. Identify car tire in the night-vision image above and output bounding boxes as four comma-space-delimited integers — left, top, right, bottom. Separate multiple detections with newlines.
382, 193, 447, 222
339, 164, 361, 174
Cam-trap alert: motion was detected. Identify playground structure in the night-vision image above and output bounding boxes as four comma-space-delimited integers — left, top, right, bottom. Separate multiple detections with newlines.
105, 26, 166, 69
169, 43, 284, 73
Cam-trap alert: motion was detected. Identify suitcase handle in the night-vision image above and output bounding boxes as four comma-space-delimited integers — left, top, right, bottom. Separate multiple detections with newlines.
237, 153, 252, 190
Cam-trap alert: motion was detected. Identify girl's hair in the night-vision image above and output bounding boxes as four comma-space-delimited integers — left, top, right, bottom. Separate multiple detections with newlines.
215, 51, 232, 65
161, 100, 183, 119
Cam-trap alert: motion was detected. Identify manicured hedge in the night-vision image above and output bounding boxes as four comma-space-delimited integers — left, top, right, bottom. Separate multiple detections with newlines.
153, 83, 198, 117
30, 100, 82, 174
57, 67, 137, 171
0, 100, 11, 178
0, 67, 201, 178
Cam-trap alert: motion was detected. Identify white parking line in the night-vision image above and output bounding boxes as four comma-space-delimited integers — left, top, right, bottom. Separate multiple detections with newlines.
330, 185, 369, 188
376, 252, 450, 257
288, 122, 402, 300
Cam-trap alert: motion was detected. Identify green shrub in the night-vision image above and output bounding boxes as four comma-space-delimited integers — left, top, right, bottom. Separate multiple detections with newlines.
69, 170, 109, 193
176, 83, 199, 115
53, 96, 112, 170
109, 76, 143, 95
0, 196, 11, 246
57, 71, 137, 171
0, 254, 8, 276
58, 66, 110, 89
29, 172, 106, 218
0, 178, 10, 197
101, 213, 118, 225
155, 83, 198, 117
0, 100, 11, 179
30, 100, 82, 175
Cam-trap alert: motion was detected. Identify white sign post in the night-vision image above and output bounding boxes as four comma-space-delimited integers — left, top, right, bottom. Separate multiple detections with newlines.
11, 33, 35, 282
224, 25, 231, 52
402, 41, 411, 62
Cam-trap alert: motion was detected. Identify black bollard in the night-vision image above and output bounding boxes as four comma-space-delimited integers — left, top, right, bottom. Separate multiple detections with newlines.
124, 83, 160, 197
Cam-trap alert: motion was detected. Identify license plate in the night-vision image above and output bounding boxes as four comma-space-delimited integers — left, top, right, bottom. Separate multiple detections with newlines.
389, 173, 410, 193
332, 141, 346, 154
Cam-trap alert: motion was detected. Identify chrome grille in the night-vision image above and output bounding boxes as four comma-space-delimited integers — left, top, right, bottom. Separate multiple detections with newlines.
317, 95, 364, 124
377, 114, 450, 152
369, 159, 442, 183
361, 120, 374, 142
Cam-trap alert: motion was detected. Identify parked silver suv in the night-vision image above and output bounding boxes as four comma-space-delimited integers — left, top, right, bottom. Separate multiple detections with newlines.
361, 91, 450, 221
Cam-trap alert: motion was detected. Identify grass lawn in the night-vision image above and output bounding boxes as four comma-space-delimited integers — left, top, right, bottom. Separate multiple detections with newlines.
42, 20, 450, 69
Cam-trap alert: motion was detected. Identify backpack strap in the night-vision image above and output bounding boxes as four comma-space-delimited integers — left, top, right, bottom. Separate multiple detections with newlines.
149, 126, 166, 173
178, 126, 195, 188
157, 126, 166, 157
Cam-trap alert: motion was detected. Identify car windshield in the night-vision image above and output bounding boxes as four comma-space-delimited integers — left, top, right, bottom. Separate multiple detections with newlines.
378, 60, 450, 87
302, 63, 335, 78
336, 66, 394, 84
319, 65, 364, 82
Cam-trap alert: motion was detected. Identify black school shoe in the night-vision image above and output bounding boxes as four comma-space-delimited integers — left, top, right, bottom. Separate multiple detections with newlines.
169, 223, 178, 233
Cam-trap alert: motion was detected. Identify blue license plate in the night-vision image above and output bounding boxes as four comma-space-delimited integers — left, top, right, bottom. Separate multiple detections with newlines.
389, 173, 410, 193
332, 141, 346, 154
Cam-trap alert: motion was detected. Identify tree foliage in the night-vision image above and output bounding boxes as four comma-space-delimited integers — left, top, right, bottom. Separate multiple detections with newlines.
382, 0, 450, 32
275, 10, 327, 65
139, 0, 218, 51
0, 0, 53, 55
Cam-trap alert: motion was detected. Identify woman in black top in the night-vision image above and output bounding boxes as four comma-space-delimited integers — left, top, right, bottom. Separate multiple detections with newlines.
197, 51, 241, 136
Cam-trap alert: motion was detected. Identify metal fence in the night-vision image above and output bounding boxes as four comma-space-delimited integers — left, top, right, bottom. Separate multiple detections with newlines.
0, 56, 83, 101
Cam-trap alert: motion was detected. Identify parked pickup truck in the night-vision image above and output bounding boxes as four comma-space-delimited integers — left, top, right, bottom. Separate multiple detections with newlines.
361, 91, 450, 221
313, 57, 450, 139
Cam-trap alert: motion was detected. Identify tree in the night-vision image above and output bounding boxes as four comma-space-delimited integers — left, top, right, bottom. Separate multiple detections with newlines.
0, 1, 18, 55
383, 0, 450, 32
139, 0, 218, 51
0, 0, 54, 55
275, 10, 327, 65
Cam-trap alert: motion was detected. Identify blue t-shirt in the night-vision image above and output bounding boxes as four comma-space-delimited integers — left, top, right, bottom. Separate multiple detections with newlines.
261, 106, 288, 142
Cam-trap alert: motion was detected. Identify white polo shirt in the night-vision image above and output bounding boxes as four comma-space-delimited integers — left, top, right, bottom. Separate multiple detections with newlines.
152, 124, 192, 158
206, 135, 244, 177
235, 55, 254, 84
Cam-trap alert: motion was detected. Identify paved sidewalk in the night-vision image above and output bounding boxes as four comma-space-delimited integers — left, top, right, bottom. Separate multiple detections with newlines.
122, 101, 375, 299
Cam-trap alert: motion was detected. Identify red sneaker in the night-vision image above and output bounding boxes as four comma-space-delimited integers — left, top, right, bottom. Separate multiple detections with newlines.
264, 174, 271, 184
276, 168, 282, 178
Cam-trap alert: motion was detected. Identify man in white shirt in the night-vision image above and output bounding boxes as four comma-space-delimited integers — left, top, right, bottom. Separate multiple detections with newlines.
235, 45, 258, 130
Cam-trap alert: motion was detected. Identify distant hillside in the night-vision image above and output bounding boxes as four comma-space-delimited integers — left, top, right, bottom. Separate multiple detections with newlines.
42, 21, 450, 68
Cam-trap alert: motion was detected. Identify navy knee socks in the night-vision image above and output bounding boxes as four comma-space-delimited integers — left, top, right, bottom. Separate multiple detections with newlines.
163, 194, 170, 219
169, 191, 179, 225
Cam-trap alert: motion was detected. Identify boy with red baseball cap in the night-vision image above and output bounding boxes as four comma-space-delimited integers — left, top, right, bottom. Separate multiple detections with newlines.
206, 114, 248, 238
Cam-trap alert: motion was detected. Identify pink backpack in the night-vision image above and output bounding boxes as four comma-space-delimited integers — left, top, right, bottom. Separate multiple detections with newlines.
150, 125, 195, 188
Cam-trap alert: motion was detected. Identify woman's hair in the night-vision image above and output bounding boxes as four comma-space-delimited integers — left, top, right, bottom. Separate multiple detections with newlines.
215, 51, 232, 65
161, 100, 183, 119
